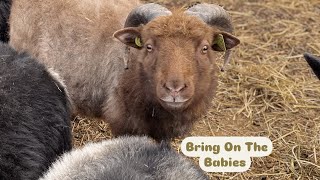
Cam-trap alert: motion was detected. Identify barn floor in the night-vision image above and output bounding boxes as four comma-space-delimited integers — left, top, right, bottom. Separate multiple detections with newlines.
72, 0, 320, 179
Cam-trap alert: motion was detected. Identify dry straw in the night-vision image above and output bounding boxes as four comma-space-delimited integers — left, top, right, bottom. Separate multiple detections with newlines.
72, 0, 320, 179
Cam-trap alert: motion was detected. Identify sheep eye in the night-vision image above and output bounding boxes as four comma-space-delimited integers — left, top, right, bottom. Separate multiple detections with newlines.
146, 44, 153, 52
201, 45, 209, 54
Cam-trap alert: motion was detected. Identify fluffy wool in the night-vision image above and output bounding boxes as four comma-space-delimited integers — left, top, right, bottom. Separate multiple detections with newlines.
40, 136, 209, 180
0, 43, 72, 180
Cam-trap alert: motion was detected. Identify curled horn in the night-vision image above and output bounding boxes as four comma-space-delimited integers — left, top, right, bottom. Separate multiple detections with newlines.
122, 3, 171, 69
185, 3, 234, 71
303, 53, 320, 80
124, 3, 172, 27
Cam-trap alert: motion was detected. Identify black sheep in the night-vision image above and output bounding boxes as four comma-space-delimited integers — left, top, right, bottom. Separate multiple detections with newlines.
0, 43, 72, 180
0, 0, 11, 42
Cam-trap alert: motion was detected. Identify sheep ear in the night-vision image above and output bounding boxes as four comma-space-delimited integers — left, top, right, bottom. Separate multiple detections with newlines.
113, 27, 143, 49
212, 32, 240, 52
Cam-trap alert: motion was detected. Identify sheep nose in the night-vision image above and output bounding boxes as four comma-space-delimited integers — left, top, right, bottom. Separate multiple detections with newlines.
164, 81, 187, 98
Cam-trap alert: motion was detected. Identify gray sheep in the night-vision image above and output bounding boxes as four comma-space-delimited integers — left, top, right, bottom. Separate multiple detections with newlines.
40, 136, 209, 180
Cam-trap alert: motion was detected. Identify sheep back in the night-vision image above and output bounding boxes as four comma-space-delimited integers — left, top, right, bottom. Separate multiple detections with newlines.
40, 136, 209, 180
0, 43, 72, 180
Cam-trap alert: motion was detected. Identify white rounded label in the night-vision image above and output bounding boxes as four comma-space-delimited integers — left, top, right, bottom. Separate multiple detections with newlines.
181, 137, 273, 172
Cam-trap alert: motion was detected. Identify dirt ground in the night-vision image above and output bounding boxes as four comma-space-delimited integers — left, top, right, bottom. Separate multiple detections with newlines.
72, 0, 320, 179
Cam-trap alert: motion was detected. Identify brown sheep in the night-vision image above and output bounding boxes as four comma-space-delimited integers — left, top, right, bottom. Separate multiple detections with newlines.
9, 0, 240, 140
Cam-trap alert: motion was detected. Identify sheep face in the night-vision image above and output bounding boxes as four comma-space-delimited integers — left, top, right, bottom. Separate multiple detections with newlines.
114, 12, 239, 111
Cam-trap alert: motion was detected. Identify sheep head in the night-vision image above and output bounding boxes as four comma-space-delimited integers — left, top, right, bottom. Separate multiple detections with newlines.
114, 3, 240, 111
